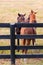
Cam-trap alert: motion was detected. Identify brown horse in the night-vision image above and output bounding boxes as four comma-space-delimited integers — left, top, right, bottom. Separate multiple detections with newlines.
16, 13, 26, 34
20, 10, 37, 54
16, 13, 26, 52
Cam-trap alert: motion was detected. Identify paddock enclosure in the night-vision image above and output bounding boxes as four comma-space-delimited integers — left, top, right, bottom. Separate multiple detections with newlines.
0, 23, 43, 65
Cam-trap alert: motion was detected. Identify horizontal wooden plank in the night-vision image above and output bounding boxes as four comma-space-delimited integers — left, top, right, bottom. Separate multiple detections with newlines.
15, 54, 43, 58
15, 23, 43, 27
0, 35, 10, 39
0, 23, 10, 28
15, 35, 43, 39
0, 55, 10, 59
15, 46, 43, 50
0, 46, 10, 50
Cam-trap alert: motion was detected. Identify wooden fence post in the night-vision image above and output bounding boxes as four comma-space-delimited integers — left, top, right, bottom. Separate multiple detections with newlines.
10, 24, 15, 65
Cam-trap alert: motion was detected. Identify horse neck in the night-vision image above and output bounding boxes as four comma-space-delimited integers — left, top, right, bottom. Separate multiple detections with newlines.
18, 20, 25, 23
29, 21, 35, 23
29, 13, 36, 23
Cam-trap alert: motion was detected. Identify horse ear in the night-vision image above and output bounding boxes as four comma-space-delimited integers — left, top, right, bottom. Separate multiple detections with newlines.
35, 12, 37, 14
31, 10, 34, 13
24, 13, 26, 16
18, 13, 21, 16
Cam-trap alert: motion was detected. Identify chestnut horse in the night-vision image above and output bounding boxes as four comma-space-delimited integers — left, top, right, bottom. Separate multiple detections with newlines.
20, 10, 37, 54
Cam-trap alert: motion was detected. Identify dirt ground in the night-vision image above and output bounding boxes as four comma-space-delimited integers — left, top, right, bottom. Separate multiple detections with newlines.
0, 58, 43, 65
15, 58, 43, 65
0, 59, 11, 65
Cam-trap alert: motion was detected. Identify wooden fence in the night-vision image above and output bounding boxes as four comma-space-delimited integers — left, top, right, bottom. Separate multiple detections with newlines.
0, 23, 43, 65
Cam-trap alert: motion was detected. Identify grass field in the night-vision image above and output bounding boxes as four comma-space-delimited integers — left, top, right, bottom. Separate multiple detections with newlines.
0, 0, 43, 65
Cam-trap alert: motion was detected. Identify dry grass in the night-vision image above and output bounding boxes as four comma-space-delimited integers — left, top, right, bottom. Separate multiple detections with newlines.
0, 0, 43, 65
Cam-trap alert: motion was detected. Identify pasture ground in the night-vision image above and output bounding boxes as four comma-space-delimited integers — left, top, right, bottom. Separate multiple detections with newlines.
0, 58, 43, 65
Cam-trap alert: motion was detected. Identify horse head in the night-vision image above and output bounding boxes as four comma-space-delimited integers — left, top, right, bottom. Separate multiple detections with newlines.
28, 10, 37, 23
17, 13, 26, 22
